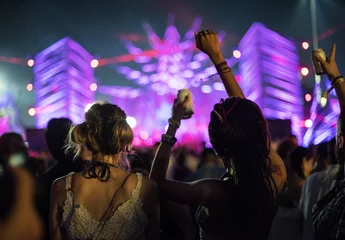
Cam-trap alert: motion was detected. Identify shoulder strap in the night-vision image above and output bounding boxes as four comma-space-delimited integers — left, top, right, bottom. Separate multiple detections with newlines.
65, 172, 74, 191
132, 173, 143, 200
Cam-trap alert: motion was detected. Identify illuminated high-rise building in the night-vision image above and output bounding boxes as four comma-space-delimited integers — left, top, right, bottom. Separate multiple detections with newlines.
239, 23, 303, 142
33, 37, 95, 128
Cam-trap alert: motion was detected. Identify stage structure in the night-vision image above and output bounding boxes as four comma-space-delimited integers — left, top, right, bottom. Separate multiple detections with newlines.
33, 37, 95, 128
239, 23, 303, 143
99, 21, 303, 146
0, 93, 25, 137
98, 17, 231, 147
303, 78, 339, 146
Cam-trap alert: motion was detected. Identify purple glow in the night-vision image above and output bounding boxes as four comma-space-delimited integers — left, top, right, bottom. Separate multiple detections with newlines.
34, 38, 95, 128
201, 85, 212, 94
239, 23, 303, 144
116, 17, 217, 93
213, 82, 225, 91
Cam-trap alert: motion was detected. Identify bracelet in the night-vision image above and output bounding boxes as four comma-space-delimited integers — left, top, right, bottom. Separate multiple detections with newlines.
215, 61, 232, 75
161, 134, 177, 146
331, 75, 344, 86
168, 118, 180, 129
323, 77, 345, 98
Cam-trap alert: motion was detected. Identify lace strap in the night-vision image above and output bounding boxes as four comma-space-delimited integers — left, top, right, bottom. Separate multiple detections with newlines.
132, 173, 143, 201
65, 172, 74, 190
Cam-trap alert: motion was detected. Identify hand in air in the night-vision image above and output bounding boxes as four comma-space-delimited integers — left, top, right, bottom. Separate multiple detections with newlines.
194, 30, 221, 58
172, 95, 192, 121
316, 43, 341, 80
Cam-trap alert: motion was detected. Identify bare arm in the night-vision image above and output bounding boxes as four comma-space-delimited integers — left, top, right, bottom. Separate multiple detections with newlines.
145, 181, 160, 240
209, 52, 245, 98
49, 180, 66, 240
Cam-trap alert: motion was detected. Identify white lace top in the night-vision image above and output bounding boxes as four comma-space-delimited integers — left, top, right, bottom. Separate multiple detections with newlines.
61, 172, 148, 240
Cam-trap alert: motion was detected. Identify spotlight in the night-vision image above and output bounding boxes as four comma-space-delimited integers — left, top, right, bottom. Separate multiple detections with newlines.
90, 59, 99, 68
27, 83, 33, 91
27, 59, 34, 67
302, 42, 309, 50
305, 94, 312, 102
233, 50, 241, 59
28, 108, 36, 116
126, 116, 137, 128
89, 83, 98, 92
304, 119, 313, 128
140, 131, 149, 140
301, 67, 309, 76
201, 85, 212, 94
320, 97, 327, 107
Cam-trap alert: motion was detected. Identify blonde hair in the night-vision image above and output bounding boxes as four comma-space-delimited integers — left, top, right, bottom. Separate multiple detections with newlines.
66, 102, 134, 181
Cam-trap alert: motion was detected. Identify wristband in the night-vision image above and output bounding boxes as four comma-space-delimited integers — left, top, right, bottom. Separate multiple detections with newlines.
168, 118, 181, 129
323, 75, 345, 98
161, 134, 177, 146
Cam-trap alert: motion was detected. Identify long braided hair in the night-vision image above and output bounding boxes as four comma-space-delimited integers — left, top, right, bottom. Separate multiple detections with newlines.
209, 97, 277, 219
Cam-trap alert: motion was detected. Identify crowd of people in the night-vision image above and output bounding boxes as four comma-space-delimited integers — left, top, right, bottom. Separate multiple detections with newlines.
0, 30, 344, 240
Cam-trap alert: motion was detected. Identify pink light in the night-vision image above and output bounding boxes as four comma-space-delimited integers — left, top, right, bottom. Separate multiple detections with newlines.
140, 131, 149, 140
28, 108, 36, 116
27, 59, 34, 67
233, 50, 241, 59
304, 119, 313, 128
146, 138, 153, 145
27, 83, 33, 91
90, 59, 99, 68
90, 83, 98, 92
128, 71, 141, 79
305, 94, 312, 102
301, 67, 309, 76
302, 42, 309, 50
311, 112, 317, 119
183, 70, 194, 78
138, 76, 149, 85
235, 74, 242, 82
133, 137, 141, 146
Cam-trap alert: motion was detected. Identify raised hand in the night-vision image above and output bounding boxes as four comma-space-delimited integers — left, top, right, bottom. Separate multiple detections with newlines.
194, 30, 221, 60
316, 43, 341, 80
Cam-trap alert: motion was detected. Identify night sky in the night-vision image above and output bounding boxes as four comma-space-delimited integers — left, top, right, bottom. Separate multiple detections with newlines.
1, 0, 345, 127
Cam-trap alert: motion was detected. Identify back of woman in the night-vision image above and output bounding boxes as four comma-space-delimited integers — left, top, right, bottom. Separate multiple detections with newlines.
49, 102, 160, 240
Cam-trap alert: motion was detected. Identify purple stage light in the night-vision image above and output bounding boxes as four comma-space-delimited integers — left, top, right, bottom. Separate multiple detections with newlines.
34, 37, 95, 128
239, 23, 303, 144
115, 17, 222, 95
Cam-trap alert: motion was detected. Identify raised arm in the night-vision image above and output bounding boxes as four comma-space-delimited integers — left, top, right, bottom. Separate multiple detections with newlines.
195, 30, 245, 98
149, 97, 222, 207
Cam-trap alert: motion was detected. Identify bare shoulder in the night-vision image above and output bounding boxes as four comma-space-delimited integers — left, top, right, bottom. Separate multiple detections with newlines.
141, 175, 158, 193
51, 175, 68, 193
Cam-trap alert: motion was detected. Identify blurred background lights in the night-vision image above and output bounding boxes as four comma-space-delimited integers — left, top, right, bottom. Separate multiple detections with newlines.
28, 108, 36, 116
27, 83, 33, 91
140, 130, 149, 140
233, 50, 241, 59
304, 119, 313, 128
126, 116, 137, 128
320, 97, 327, 107
305, 93, 312, 102
301, 67, 309, 76
89, 83, 98, 92
201, 85, 212, 94
90, 59, 99, 68
27, 59, 34, 67
302, 42, 309, 50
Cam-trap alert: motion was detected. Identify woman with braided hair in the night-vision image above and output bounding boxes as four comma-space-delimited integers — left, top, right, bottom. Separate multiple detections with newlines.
49, 102, 160, 240
150, 30, 287, 240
